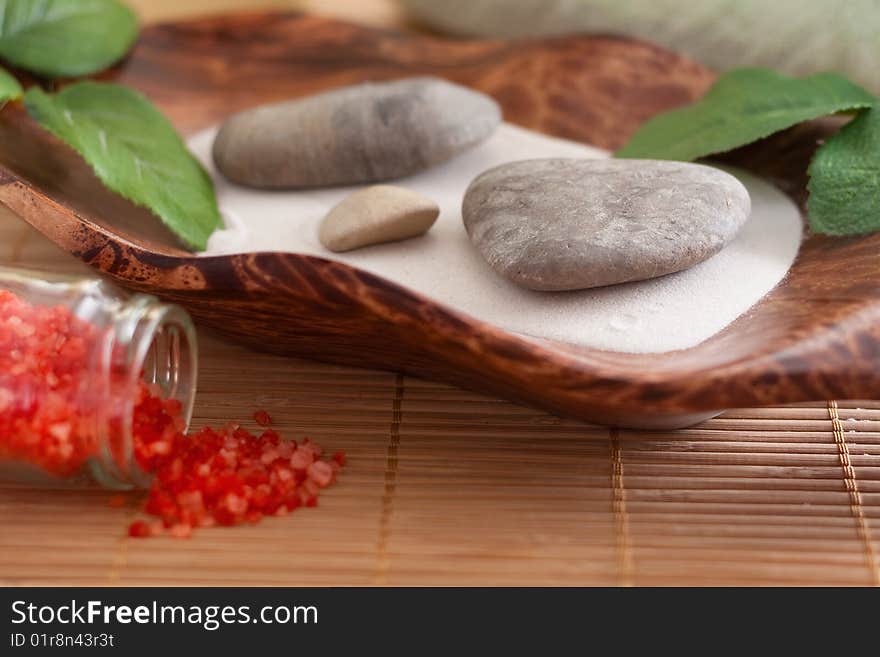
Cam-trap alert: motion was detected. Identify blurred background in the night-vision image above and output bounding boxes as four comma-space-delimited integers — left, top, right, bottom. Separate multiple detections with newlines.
127, 0, 878, 94
126, 0, 405, 27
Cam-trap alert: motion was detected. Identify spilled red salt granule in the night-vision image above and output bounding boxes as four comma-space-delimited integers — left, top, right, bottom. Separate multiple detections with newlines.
107, 494, 127, 508
129, 393, 344, 538
0, 288, 343, 539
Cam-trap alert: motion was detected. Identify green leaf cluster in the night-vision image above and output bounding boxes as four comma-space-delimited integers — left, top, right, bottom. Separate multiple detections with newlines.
0, 0, 138, 76
0, 0, 221, 250
617, 68, 880, 236
0, 65, 20, 106
26, 83, 221, 250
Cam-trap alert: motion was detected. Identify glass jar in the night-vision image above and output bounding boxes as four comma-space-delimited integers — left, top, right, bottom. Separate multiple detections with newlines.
0, 267, 197, 489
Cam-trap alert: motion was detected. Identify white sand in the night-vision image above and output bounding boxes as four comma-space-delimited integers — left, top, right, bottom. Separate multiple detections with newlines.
191, 122, 802, 353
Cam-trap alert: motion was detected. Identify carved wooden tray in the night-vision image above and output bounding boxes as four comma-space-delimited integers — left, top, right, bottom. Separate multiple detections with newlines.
0, 11, 877, 428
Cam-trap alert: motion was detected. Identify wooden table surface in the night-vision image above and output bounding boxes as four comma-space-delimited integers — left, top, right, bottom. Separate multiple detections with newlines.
1, 0, 878, 587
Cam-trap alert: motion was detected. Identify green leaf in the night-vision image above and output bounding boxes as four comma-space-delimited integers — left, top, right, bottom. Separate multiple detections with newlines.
0, 0, 138, 77
0, 65, 21, 106
616, 68, 875, 160
25, 82, 221, 250
807, 107, 880, 235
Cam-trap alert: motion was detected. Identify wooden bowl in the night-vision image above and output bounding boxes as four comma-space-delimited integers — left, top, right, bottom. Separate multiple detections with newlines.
1, 11, 878, 428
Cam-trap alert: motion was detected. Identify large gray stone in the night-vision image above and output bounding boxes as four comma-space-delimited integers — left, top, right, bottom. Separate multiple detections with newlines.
212, 77, 501, 189
462, 158, 751, 291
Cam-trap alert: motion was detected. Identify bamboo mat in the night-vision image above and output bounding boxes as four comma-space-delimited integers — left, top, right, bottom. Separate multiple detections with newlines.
1, 214, 879, 586
1, 0, 878, 588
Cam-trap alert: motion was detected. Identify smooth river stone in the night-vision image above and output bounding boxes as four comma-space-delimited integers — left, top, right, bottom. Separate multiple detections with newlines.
212, 77, 501, 188
319, 185, 440, 252
462, 159, 751, 291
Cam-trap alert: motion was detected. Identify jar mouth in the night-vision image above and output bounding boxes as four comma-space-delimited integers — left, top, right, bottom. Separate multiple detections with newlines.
139, 304, 198, 430
92, 297, 198, 490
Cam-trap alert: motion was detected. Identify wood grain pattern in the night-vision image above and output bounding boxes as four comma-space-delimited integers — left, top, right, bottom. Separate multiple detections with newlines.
0, 10, 878, 428
3, 395, 880, 586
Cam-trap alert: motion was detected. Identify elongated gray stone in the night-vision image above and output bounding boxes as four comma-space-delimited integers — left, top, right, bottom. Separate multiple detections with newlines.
212, 77, 501, 189
462, 158, 751, 291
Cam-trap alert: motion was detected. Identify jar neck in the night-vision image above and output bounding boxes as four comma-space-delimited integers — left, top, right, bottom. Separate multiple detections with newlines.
86, 293, 197, 489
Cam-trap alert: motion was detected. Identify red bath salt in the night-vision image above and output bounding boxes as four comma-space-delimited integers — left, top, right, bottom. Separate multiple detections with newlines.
0, 288, 344, 539
127, 397, 343, 538
108, 494, 127, 508
253, 409, 272, 427
128, 520, 152, 538
0, 290, 104, 477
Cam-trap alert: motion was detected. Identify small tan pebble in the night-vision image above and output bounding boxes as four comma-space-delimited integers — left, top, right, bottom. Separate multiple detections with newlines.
318, 185, 440, 252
